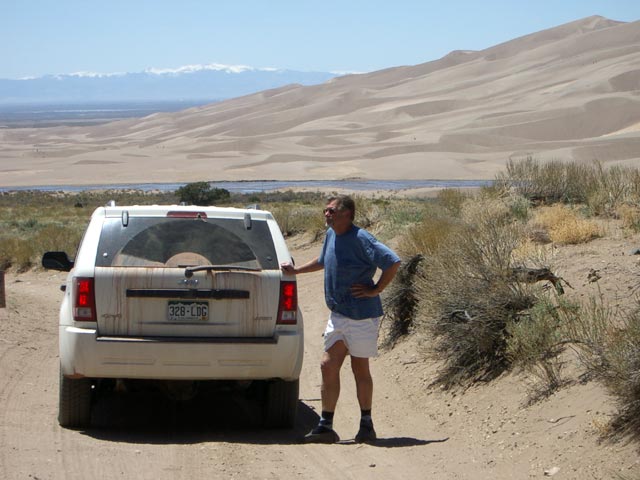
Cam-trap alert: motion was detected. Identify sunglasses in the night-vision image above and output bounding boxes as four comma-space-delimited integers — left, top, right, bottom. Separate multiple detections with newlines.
323, 207, 339, 214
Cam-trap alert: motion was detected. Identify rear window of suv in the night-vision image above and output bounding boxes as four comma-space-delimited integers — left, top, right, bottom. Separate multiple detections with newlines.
95, 216, 278, 270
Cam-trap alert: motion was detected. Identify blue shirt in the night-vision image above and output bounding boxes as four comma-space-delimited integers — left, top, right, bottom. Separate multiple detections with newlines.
318, 225, 400, 320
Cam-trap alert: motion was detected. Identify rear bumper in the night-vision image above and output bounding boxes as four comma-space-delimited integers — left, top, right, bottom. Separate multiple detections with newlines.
59, 325, 303, 381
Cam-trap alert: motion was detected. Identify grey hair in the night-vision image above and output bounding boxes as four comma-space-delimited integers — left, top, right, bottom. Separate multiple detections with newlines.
326, 194, 355, 220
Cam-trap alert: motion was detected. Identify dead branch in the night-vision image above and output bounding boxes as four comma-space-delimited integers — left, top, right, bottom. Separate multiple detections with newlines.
510, 267, 572, 295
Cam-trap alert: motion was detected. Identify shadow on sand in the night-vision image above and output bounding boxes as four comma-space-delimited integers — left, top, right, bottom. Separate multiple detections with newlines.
336, 437, 449, 447
75, 388, 442, 448
80, 386, 319, 445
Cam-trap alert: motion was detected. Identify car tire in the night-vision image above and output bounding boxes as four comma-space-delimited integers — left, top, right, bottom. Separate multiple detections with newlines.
263, 379, 299, 428
58, 366, 92, 428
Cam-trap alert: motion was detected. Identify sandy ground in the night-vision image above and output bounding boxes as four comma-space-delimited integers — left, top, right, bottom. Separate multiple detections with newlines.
1, 220, 640, 480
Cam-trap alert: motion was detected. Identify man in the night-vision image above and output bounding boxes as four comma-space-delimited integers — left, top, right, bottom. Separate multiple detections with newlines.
281, 194, 401, 444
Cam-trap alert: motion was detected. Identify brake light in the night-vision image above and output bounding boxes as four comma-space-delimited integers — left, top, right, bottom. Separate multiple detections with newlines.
166, 211, 208, 218
277, 281, 298, 325
74, 278, 96, 322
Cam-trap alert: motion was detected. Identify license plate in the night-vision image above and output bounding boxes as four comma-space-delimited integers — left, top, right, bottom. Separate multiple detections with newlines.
168, 301, 209, 322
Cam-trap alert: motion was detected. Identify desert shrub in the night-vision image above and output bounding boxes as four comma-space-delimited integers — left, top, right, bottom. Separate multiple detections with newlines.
0, 189, 178, 209
495, 157, 579, 204
506, 194, 532, 221
563, 161, 599, 204
495, 157, 640, 211
565, 299, 640, 437
588, 164, 631, 215
32, 223, 83, 254
0, 237, 32, 271
506, 296, 576, 397
245, 192, 427, 242
13, 218, 40, 231
436, 188, 468, 216
384, 206, 464, 345
352, 195, 382, 230
234, 190, 324, 205
532, 204, 602, 244
0, 221, 84, 272
270, 204, 327, 239
414, 197, 540, 387
397, 206, 463, 259
616, 204, 640, 232
627, 169, 640, 202
378, 198, 431, 236
0, 197, 90, 271
382, 254, 424, 347
583, 162, 630, 216
350, 195, 424, 237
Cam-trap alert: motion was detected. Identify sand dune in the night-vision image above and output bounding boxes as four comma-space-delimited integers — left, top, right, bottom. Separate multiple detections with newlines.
1, 15, 639, 187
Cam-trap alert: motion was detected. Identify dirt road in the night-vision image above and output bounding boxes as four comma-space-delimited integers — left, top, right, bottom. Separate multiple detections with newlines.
0, 240, 637, 479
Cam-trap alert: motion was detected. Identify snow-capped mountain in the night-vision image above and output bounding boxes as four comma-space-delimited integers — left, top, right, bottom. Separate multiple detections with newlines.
0, 64, 341, 104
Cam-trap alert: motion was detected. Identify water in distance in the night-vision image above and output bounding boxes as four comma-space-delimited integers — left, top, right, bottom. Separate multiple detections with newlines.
0, 179, 492, 194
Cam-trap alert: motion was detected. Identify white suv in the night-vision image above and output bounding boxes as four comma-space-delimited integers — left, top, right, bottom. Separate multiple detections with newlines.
43, 203, 303, 428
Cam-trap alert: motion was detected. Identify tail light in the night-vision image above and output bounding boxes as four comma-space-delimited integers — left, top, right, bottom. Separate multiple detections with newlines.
73, 277, 96, 322
277, 281, 298, 325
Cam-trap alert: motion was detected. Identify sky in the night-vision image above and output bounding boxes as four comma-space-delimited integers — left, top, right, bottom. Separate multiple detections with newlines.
1, 0, 639, 79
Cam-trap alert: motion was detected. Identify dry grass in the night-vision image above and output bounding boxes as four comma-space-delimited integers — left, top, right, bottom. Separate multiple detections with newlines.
532, 204, 602, 244
397, 208, 463, 259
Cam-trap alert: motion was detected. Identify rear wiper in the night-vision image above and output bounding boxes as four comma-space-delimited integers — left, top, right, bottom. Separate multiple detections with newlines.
184, 265, 261, 277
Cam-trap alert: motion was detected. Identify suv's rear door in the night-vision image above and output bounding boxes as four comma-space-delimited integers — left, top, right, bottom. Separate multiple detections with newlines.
92, 211, 282, 339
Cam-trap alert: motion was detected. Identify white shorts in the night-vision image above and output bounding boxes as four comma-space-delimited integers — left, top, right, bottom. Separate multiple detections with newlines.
323, 311, 381, 358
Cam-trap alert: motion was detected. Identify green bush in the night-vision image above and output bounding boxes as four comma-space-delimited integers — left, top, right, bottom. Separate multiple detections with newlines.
506, 296, 575, 397
175, 182, 230, 205
506, 194, 532, 222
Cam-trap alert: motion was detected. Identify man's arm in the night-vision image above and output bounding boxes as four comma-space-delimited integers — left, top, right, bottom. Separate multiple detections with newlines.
280, 257, 324, 275
351, 260, 401, 298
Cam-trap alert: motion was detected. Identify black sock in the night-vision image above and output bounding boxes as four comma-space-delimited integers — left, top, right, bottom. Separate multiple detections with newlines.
361, 409, 372, 424
318, 410, 334, 428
